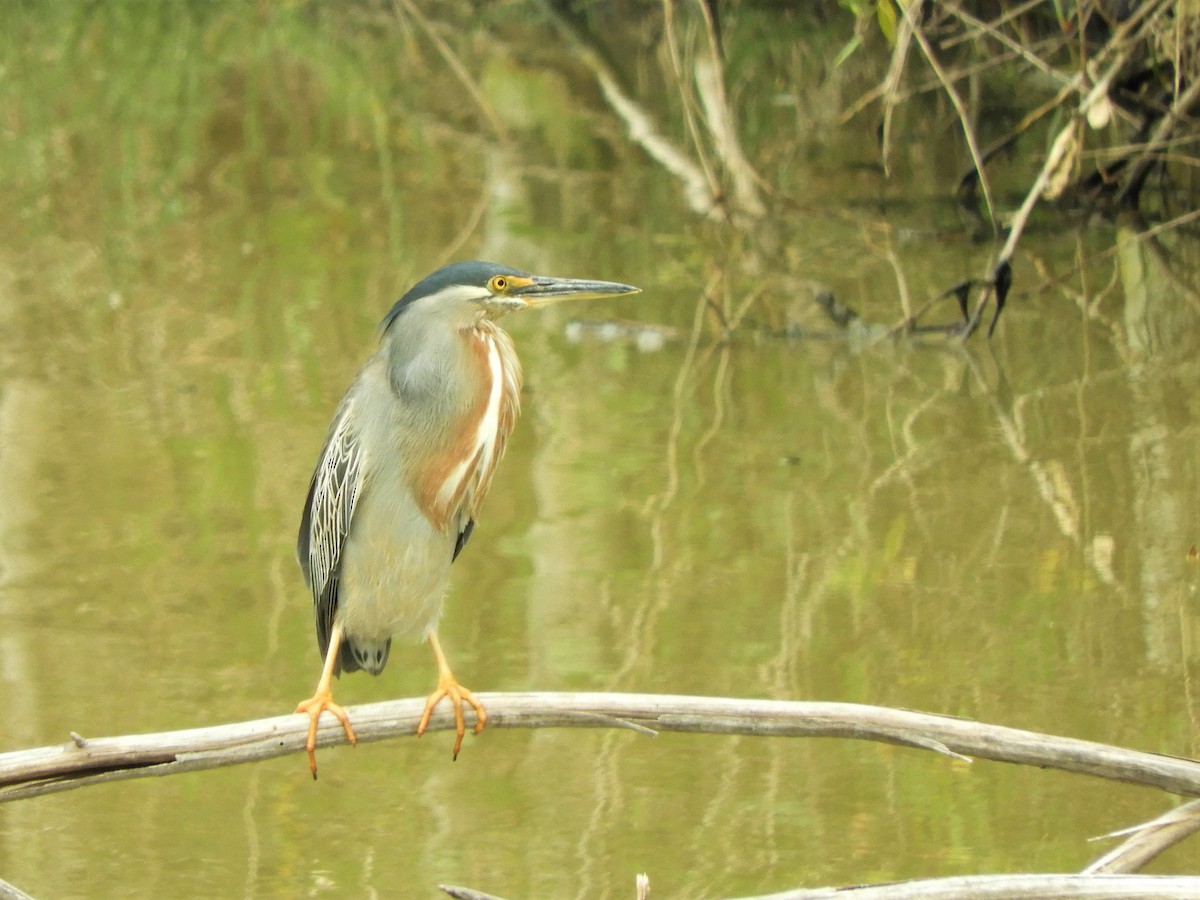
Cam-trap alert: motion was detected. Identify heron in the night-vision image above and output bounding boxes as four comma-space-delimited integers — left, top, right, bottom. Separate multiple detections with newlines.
294, 260, 640, 777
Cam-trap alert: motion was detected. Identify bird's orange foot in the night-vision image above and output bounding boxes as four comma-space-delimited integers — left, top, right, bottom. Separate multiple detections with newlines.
295, 690, 357, 779
417, 675, 486, 760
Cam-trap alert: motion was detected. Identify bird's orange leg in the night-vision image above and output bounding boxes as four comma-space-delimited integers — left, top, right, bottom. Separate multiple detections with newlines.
416, 631, 486, 759
294, 622, 357, 779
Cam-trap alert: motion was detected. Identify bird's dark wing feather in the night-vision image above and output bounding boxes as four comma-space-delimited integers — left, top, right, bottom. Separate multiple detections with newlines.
297, 391, 367, 660
453, 518, 475, 562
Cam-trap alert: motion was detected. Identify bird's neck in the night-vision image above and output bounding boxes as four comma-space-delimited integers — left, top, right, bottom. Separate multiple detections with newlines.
466, 320, 522, 396
405, 321, 524, 531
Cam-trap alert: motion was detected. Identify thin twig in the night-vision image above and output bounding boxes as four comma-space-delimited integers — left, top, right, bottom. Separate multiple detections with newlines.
878, 6, 916, 176
391, 0, 509, 143
901, 4, 996, 229
661, 0, 723, 208
1114, 74, 1200, 207
943, 1, 1072, 86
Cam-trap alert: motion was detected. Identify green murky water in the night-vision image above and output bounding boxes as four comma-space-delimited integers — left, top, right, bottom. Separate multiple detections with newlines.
1, 5, 1197, 898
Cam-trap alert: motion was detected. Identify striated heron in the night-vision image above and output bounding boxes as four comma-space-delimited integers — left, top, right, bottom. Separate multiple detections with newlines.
294, 260, 640, 777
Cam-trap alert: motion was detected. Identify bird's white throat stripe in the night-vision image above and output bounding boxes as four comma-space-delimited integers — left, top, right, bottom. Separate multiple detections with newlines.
436, 335, 503, 509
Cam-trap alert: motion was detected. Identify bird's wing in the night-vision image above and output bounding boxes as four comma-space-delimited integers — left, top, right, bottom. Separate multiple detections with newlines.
297, 390, 367, 658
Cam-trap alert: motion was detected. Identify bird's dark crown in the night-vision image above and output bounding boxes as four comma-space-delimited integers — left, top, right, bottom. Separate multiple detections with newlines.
380, 261, 530, 333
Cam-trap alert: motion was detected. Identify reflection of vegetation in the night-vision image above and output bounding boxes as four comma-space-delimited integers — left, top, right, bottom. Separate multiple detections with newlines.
2, 3, 413, 248
5, 1, 1194, 336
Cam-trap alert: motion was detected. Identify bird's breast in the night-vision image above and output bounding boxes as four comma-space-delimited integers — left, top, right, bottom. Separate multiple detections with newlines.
412, 326, 521, 532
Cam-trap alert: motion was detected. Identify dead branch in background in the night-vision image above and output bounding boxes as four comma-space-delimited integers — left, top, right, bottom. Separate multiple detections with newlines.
900, 2, 998, 229
439, 809, 1200, 898
543, 0, 766, 225
1085, 800, 1200, 874
1115, 74, 1200, 207
732, 874, 1200, 899
885, 0, 1196, 338
541, 0, 720, 219
445, 874, 1200, 900
534, 1, 1198, 344
439, 807, 1200, 899
691, 0, 766, 218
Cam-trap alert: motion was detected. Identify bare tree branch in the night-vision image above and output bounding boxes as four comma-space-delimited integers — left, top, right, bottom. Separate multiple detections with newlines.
0, 877, 34, 900
2, 693, 1198, 803
440, 886, 506, 900
730, 873, 1200, 899
1084, 800, 1200, 874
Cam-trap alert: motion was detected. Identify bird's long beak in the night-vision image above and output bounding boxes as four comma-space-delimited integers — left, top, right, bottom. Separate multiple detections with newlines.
512, 275, 641, 309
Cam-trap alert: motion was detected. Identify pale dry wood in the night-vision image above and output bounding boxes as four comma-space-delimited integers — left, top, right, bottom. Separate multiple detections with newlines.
442, 872, 1200, 899
734, 874, 1200, 899
0, 877, 34, 900
2, 693, 1199, 803
1084, 799, 1200, 874
439, 887, 505, 900
694, 57, 765, 218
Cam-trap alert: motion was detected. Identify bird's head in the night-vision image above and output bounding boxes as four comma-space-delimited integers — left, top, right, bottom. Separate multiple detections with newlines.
380, 260, 640, 333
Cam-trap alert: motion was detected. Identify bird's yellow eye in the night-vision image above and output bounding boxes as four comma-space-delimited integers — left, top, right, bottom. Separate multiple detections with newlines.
488, 275, 508, 293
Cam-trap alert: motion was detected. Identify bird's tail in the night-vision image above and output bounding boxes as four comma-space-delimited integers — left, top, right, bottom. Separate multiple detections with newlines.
338, 638, 391, 676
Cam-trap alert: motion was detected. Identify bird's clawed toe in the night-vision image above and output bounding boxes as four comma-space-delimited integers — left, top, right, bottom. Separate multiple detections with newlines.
295, 690, 357, 779
417, 677, 487, 760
